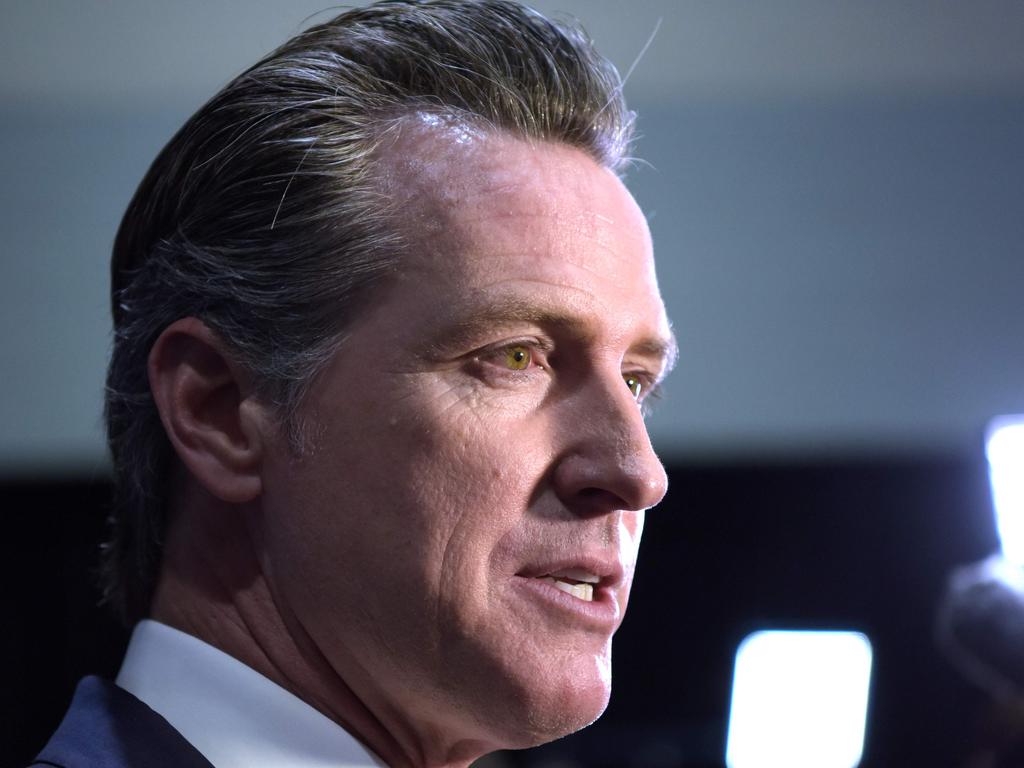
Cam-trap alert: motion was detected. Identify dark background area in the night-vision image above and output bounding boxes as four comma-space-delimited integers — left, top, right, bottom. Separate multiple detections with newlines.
3, 451, 1000, 767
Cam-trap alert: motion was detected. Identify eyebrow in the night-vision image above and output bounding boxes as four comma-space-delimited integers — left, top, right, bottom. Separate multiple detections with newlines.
630, 331, 678, 374
427, 294, 678, 379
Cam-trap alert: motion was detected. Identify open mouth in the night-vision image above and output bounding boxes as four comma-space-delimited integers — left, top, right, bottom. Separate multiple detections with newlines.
534, 569, 601, 602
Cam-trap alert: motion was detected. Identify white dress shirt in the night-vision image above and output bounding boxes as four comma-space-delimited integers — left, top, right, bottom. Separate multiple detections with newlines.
116, 619, 387, 768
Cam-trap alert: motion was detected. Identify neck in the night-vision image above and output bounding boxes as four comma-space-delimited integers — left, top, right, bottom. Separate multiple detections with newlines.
148, 485, 489, 768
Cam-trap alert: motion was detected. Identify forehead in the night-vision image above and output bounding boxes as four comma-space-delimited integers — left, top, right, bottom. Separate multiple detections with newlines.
384, 123, 655, 263
373, 122, 669, 345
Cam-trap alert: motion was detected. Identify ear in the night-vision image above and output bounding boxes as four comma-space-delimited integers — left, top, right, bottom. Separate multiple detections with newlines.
148, 318, 267, 504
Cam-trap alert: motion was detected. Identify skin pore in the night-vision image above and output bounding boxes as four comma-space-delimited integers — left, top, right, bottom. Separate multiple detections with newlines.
148, 125, 674, 768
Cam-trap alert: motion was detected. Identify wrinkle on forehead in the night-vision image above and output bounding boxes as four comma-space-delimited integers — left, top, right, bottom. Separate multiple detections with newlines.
378, 125, 649, 271
370, 119, 664, 340
374, 115, 633, 232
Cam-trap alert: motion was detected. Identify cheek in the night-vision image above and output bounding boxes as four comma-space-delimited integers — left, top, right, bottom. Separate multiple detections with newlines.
316, 389, 542, 580
266, 378, 556, 628
399, 419, 531, 568
391, 404, 555, 621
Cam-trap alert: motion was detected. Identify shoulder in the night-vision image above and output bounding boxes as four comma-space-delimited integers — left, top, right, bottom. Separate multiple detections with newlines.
31, 676, 214, 768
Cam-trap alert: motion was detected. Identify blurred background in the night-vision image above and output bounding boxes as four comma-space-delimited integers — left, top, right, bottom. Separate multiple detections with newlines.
2, 1, 1022, 766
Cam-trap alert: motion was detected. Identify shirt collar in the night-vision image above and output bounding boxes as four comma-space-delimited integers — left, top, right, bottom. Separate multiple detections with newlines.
116, 619, 387, 768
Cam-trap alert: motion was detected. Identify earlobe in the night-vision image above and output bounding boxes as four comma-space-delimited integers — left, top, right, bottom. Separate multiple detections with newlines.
148, 318, 266, 504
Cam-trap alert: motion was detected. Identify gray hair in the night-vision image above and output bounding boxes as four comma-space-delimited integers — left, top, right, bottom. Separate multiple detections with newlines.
103, 0, 636, 624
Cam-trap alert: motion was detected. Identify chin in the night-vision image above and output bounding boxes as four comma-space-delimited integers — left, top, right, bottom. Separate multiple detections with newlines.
498, 691, 610, 750
475, 653, 614, 750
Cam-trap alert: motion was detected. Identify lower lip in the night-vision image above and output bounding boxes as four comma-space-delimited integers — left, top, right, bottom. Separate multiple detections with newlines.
512, 576, 623, 630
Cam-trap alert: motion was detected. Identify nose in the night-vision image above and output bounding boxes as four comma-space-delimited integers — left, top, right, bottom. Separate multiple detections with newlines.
550, 373, 669, 517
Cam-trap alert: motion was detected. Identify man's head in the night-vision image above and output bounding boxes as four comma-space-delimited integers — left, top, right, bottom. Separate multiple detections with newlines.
104, 0, 672, 761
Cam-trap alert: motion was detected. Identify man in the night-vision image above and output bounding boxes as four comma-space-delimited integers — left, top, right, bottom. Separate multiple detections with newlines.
35, 1, 674, 766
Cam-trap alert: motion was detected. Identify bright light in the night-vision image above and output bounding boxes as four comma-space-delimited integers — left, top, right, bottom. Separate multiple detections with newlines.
725, 630, 873, 768
988, 415, 1024, 568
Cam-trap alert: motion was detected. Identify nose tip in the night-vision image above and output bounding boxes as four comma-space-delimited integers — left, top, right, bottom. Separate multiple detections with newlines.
553, 389, 669, 516
620, 436, 669, 511
636, 453, 669, 511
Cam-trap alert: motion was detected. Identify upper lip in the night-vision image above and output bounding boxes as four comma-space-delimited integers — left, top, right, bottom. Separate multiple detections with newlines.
516, 553, 626, 590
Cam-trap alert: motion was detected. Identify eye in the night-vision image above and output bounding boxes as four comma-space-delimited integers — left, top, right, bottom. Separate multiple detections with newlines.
624, 374, 643, 400
472, 340, 549, 378
503, 345, 532, 371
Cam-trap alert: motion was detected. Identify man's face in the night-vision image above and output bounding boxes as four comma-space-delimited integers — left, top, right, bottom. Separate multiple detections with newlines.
255, 130, 672, 752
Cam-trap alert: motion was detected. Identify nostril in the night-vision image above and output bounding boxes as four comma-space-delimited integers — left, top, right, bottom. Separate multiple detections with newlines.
571, 485, 632, 517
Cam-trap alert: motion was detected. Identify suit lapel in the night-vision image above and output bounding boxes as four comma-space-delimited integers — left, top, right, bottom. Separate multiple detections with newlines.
34, 676, 215, 768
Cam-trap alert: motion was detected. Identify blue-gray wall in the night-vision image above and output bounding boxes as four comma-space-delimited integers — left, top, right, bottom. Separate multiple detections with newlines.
2, 2, 1022, 473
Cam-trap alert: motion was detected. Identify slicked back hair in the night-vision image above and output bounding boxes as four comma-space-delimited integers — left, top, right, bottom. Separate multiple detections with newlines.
104, 0, 636, 624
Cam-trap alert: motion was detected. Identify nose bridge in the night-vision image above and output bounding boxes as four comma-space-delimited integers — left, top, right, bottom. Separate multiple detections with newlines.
559, 368, 669, 513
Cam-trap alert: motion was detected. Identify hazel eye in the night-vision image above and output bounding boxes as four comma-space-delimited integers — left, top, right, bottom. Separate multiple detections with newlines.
504, 345, 532, 370
624, 374, 643, 400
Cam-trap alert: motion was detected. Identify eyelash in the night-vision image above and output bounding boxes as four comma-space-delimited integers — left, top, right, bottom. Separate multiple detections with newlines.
473, 340, 656, 404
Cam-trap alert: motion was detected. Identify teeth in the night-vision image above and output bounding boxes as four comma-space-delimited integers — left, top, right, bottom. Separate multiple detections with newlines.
547, 568, 601, 584
538, 576, 594, 602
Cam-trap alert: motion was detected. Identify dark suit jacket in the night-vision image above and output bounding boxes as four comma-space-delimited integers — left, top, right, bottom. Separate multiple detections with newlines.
31, 676, 214, 768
